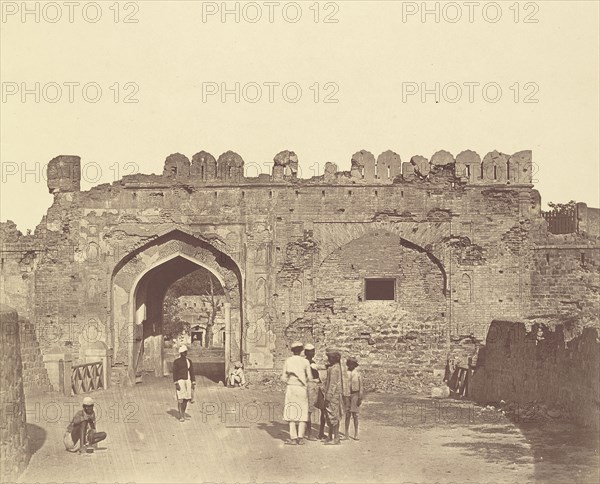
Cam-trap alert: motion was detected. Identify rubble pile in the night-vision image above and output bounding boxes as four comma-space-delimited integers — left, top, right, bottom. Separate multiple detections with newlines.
364, 372, 434, 395
478, 400, 569, 424
253, 372, 285, 391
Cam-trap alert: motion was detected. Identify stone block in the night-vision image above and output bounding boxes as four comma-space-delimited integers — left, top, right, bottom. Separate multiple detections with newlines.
351, 150, 376, 180
217, 151, 244, 182
323, 162, 338, 183
455, 150, 481, 183
47, 155, 81, 194
508, 150, 532, 184
402, 162, 415, 178
191, 151, 217, 181
410, 155, 430, 177
482, 150, 509, 183
273, 150, 299, 179
430, 150, 455, 166
163, 153, 190, 178
376, 150, 402, 180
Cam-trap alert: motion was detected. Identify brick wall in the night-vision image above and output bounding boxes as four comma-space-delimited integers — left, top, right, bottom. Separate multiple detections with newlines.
19, 318, 54, 395
529, 243, 600, 337
586, 207, 600, 238
577, 203, 600, 238
470, 320, 600, 431
0, 148, 550, 391
0, 305, 30, 482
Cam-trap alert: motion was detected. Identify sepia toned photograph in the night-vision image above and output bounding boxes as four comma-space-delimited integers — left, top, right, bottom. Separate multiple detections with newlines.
0, 1, 598, 483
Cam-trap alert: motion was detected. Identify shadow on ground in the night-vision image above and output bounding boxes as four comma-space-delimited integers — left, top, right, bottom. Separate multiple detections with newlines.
166, 409, 180, 420
517, 421, 599, 483
26, 423, 46, 455
257, 421, 289, 442
363, 393, 599, 483
19, 379, 599, 484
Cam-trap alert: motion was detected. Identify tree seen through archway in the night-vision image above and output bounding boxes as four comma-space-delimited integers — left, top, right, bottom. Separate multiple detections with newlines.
163, 267, 225, 347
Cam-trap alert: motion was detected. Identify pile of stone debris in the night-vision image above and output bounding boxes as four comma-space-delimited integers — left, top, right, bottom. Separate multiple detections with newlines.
479, 400, 568, 423
256, 371, 432, 395
256, 372, 285, 391
367, 375, 430, 395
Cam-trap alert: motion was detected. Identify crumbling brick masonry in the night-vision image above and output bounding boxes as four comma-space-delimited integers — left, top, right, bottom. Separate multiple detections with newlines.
0, 305, 30, 482
0, 148, 597, 392
471, 320, 600, 431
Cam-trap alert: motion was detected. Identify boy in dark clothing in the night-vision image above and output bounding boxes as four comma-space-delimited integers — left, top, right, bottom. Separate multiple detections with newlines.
317, 360, 332, 441
63, 396, 106, 454
304, 343, 323, 441
323, 349, 345, 445
173, 345, 196, 422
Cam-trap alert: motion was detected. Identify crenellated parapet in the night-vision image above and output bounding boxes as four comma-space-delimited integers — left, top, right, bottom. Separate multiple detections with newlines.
45, 149, 533, 195
23, 141, 600, 401
157, 148, 532, 185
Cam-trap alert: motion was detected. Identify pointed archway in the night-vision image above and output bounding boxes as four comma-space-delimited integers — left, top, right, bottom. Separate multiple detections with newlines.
110, 230, 243, 385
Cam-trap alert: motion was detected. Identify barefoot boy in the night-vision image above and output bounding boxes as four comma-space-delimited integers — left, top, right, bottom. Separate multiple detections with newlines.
344, 356, 363, 440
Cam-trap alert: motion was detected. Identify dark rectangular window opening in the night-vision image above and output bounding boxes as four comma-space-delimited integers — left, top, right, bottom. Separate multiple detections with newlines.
365, 278, 396, 300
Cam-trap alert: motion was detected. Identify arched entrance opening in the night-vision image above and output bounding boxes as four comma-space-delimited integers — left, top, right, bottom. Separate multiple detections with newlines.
111, 231, 243, 385
162, 266, 227, 382
133, 254, 230, 382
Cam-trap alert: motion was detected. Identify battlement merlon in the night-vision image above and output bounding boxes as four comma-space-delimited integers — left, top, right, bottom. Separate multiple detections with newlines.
45, 149, 533, 193
47, 155, 81, 194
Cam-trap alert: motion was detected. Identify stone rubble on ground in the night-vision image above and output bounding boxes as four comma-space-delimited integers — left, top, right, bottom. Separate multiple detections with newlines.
477, 400, 568, 423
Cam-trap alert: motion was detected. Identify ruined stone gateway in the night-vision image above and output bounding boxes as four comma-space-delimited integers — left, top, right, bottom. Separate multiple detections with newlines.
1, 147, 596, 391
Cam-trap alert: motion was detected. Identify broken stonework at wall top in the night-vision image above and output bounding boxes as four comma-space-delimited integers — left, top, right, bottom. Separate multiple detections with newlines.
45, 149, 534, 194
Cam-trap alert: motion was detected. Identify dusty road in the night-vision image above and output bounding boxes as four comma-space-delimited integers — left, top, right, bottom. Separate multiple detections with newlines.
17, 376, 599, 484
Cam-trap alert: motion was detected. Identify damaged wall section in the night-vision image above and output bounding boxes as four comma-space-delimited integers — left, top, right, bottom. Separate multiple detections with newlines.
283, 231, 449, 393
5, 148, 596, 394
529, 237, 600, 337
470, 320, 599, 431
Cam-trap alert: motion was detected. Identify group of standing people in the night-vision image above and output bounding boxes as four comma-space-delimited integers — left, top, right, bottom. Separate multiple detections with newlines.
62, 341, 362, 454
281, 341, 363, 445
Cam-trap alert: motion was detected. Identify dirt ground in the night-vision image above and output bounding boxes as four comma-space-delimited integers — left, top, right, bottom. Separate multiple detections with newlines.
17, 375, 599, 484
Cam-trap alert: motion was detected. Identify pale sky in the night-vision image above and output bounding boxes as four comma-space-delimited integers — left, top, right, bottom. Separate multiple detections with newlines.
1, 0, 599, 232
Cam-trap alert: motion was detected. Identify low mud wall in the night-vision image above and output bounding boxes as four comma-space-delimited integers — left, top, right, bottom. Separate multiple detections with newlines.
471, 320, 600, 430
